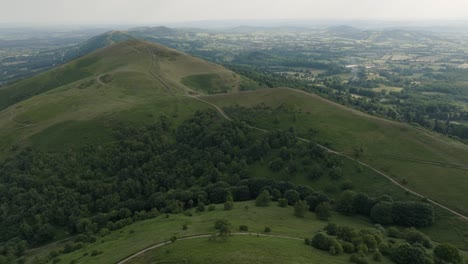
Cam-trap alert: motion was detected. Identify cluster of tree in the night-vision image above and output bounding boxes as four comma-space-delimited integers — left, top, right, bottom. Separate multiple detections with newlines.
336, 191, 434, 227
0, 109, 338, 261
309, 223, 465, 264
309, 223, 388, 261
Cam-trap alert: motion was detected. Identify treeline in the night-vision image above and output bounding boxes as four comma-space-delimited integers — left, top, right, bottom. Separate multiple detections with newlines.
335, 191, 434, 227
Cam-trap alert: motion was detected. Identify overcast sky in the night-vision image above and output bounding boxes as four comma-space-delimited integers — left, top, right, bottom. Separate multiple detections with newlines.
1, 0, 468, 25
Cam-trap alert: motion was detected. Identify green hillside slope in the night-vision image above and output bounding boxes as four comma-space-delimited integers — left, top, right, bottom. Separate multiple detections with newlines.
204, 88, 468, 216
0, 39, 246, 154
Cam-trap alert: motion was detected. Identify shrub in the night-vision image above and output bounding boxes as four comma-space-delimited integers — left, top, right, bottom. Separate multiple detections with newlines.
433, 243, 463, 264
208, 204, 216, 211
277, 198, 288, 207
255, 190, 271, 207
239, 225, 248, 232
311, 232, 332, 251
325, 223, 338, 236
342, 241, 356, 253
264, 227, 271, 233
373, 250, 383, 262
328, 238, 343, 255
391, 243, 429, 264
196, 202, 205, 212
294, 200, 309, 217
350, 253, 369, 264
387, 227, 402, 238
405, 228, 432, 248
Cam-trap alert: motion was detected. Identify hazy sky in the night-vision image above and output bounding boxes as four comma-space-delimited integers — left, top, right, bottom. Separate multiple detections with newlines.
1, 0, 468, 25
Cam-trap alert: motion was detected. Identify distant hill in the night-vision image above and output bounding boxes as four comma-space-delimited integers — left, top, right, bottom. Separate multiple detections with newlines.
326, 25, 368, 40
64, 30, 137, 59
371, 28, 439, 42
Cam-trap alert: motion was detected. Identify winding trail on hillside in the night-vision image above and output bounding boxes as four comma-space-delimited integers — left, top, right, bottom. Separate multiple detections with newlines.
142, 43, 468, 222
200, 100, 468, 221
116, 232, 302, 264
340, 152, 468, 171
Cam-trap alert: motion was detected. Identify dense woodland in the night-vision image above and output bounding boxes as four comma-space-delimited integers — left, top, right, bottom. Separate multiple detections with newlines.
0, 110, 436, 263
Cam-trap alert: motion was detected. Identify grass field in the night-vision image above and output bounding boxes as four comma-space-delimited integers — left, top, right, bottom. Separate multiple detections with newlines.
182, 73, 234, 94
128, 235, 392, 264
25, 201, 387, 264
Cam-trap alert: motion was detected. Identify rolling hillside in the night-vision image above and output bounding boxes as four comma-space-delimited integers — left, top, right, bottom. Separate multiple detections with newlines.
0, 39, 246, 154
204, 88, 468, 216
1, 40, 468, 263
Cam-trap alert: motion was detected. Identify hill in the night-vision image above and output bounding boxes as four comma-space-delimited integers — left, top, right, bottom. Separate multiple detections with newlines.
67, 30, 138, 58
0, 39, 250, 153
1, 40, 468, 264
204, 88, 468, 217
326, 25, 368, 40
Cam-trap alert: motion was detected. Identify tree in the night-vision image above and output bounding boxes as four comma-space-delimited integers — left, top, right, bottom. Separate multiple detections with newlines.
255, 190, 271, 207
370, 202, 393, 225
284, 189, 300, 205
294, 200, 309, 218
214, 220, 231, 236
391, 201, 434, 227
391, 244, 430, 264
433, 243, 463, 264
315, 202, 331, 220
311, 232, 332, 250
196, 202, 205, 212
277, 198, 288, 207
336, 191, 357, 215
224, 193, 234, 211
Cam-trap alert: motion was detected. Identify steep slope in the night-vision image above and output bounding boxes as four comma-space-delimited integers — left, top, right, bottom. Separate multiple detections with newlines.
0, 39, 245, 154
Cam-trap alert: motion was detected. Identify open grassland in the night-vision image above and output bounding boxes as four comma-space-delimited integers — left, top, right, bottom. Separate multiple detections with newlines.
25, 201, 385, 264
128, 235, 392, 264
203, 88, 468, 216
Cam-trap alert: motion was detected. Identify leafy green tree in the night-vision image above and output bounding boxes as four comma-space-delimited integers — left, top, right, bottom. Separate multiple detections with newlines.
311, 232, 332, 250
391, 243, 430, 264
224, 193, 234, 211
284, 189, 300, 205
370, 202, 393, 225
277, 198, 288, 207
214, 220, 231, 236
336, 191, 357, 215
392, 201, 434, 227
294, 200, 309, 218
315, 202, 332, 220
405, 228, 432, 248
196, 202, 205, 212
255, 190, 271, 207
433, 243, 463, 264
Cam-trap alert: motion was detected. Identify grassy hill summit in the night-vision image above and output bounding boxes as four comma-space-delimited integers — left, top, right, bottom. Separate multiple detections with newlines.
0, 39, 252, 153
